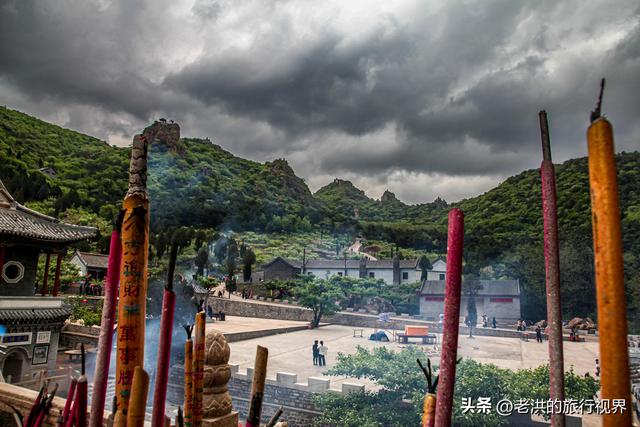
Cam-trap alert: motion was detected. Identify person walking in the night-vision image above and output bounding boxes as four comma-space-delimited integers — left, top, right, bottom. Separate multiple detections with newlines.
318, 341, 327, 366
312, 340, 319, 366
535, 325, 543, 343
492, 316, 497, 329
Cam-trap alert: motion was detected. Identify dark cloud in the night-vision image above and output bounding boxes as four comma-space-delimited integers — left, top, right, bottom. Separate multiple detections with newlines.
0, 0, 638, 203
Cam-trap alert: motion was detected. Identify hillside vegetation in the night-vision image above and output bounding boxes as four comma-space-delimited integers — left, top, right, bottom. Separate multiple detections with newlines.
1, 106, 639, 328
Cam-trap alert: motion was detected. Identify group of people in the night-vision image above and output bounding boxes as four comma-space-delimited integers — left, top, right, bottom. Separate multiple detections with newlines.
481, 314, 498, 328
312, 340, 328, 366
240, 288, 253, 299
517, 319, 546, 343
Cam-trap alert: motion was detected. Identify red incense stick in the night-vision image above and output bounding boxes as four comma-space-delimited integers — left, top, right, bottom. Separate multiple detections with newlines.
539, 110, 566, 427
62, 378, 77, 425
151, 244, 178, 427
434, 208, 464, 427
90, 215, 123, 427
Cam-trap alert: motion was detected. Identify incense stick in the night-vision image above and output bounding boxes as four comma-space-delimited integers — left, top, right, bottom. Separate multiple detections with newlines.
152, 243, 178, 427
434, 209, 464, 427
587, 78, 632, 427
90, 213, 123, 427
539, 110, 566, 427
246, 345, 269, 427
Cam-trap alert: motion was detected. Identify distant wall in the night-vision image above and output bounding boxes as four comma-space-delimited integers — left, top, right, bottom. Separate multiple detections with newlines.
207, 297, 527, 338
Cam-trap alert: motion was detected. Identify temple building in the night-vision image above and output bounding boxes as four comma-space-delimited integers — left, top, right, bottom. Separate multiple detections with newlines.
69, 250, 109, 280
262, 256, 447, 286
419, 279, 521, 323
0, 180, 97, 382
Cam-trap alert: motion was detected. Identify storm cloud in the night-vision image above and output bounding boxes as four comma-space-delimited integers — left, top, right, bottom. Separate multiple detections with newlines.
1, 0, 638, 203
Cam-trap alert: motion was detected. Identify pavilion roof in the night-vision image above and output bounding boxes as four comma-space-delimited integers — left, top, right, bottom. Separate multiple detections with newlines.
0, 307, 72, 324
0, 180, 97, 244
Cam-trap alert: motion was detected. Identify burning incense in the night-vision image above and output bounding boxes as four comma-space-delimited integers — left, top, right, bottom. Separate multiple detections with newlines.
26, 382, 47, 427
127, 366, 150, 427
183, 325, 194, 427
192, 312, 206, 427
76, 345, 88, 427
418, 359, 438, 427
539, 110, 566, 427
90, 213, 124, 427
246, 345, 269, 427
152, 243, 179, 427
33, 383, 59, 427
62, 378, 77, 425
587, 79, 632, 427
434, 208, 464, 427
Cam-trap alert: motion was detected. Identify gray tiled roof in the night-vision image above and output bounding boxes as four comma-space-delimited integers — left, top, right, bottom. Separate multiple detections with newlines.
0, 180, 97, 243
0, 307, 72, 324
420, 279, 520, 296
75, 251, 109, 269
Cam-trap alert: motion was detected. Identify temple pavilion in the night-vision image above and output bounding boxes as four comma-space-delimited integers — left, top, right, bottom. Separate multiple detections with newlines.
0, 179, 97, 382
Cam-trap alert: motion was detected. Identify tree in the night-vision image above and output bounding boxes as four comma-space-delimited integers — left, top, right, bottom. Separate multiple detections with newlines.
314, 346, 600, 427
242, 247, 256, 281
295, 277, 344, 327
214, 238, 228, 264
418, 255, 432, 281
195, 246, 209, 277
466, 295, 478, 338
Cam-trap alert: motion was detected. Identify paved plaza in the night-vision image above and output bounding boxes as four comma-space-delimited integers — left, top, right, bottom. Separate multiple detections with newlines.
222, 321, 599, 389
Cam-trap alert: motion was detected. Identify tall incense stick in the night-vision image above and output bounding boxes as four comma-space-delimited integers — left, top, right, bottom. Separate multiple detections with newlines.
183, 325, 194, 427
151, 243, 178, 427
115, 121, 180, 411
539, 110, 566, 427
90, 213, 124, 427
586, 79, 631, 427
434, 208, 464, 427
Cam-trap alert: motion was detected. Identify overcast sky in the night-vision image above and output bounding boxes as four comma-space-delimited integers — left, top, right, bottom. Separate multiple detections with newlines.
1, 0, 638, 203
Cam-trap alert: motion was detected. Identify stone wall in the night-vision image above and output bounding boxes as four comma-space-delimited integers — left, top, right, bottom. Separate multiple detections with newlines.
206, 297, 529, 339
168, 364, 365, 427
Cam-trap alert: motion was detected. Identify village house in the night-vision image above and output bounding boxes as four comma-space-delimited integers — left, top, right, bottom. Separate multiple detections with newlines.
261, 256, 447, 286
0, 180, 97, 382
419, 278, 521, 323
69, 250, 109, 280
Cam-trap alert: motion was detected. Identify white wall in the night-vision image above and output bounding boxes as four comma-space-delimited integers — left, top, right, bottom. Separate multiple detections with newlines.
69, 254, 87, 276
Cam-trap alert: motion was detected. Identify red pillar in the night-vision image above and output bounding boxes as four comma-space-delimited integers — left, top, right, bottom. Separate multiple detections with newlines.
52, 253, 63, 296
0, 246, 5, 277
41, 252, 51, 295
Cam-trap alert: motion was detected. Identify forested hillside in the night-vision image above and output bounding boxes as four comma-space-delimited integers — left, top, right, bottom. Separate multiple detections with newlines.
1, 106, 639, 328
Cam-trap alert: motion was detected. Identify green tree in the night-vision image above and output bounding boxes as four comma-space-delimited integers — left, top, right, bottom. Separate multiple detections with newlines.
195, 246, 209, 277
418, 255, 432, 281
296, 277, 344, 327
242, 247, 256, 281
314, 346, 600, 427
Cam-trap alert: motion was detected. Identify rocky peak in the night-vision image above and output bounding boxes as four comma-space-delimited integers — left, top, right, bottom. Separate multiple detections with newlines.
380, 189, 398, 203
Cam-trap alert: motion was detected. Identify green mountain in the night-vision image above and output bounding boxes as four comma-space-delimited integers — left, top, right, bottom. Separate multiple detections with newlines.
2, 105, 640, 326
0, 106, 320, 232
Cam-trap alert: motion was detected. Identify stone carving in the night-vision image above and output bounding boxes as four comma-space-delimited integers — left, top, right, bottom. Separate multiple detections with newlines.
203, 329, 233, 418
